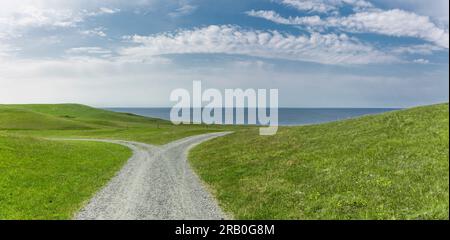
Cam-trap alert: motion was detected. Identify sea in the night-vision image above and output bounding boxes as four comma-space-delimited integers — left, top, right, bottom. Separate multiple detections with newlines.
106, 108, 399, 126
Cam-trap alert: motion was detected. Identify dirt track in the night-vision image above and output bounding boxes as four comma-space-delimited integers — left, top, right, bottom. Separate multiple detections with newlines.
73, 132, 230, 220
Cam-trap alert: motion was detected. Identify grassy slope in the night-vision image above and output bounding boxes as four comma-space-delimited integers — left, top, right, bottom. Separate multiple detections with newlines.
0, 135, 131, 219
190, 104, 449, 220
0, 107, 92, 130
1, 104, 240, 145
0, 104, 239, 219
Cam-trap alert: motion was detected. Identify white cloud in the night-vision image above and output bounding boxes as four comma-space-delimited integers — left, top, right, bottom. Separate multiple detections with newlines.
413, 58, 430, 64
330, 9, 449, 48
279, 0, 374, 14
392, 44, 445, 55
280, 0, 335, 13
0, 2, 121, 41
0, 1, 154, 14
246, 10, 324, 26
120, 25, 397, 65
374, 0, 449, 26
80, 27, 107, 37
0, 6, 83, 29
248, 9, 449, 48
97, 7, 120, 15
66, 47, 112, 55
169, 4, 197, 17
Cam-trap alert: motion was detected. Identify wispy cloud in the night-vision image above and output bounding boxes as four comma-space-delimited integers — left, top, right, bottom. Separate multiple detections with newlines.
96, 7, 120, 15
66, 47, 112, 55
330, 9, 449, 49
120, 25, 397, 65
247, 9, 449, 48
375, 0, 449, 25
169, 3, 197, 17
0, 4, 120, 41
246, 10, 323, 26
413, 58, 430, 64
278, 0, 374, 14
391, 44, 445, 55
80, 27, 108, 37
0, 6, 83, 29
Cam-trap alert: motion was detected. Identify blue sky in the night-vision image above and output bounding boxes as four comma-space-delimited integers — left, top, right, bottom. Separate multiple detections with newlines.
0, 0, 448, 107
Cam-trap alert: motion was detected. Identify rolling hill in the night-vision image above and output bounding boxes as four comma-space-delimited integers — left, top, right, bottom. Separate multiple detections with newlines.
190, 103, 449, 220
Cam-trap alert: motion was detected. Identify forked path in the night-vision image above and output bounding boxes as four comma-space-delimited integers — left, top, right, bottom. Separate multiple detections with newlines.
72, 132, 231, 220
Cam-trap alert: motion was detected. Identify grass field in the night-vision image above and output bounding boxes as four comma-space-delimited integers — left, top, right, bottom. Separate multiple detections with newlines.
1, 103, 448, 219
0, 104, 240, 145
0, 135, 131, 219
0, 104, 239, 219
190, 104, 449, 220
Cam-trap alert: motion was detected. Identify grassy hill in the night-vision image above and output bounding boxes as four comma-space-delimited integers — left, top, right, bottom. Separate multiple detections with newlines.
0, 104, 166, 129
0, 104, 238, 219
0, 106, 92, 130
6, 104, 159, 125
1, 103, 448, 219
0, 104, 239, 145
0, 135, 131, 219
190, 103, 449, 220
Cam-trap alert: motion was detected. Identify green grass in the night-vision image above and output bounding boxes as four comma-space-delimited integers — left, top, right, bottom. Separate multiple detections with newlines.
0, 106, 92, 130
0, 104, 241, 219
0, 104, 242, 145
0, 135, 131, 219
1, 103, 448, 220
189, 103, 449, 220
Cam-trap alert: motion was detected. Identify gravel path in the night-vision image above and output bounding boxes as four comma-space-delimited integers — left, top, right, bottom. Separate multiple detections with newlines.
71, 132, 230, 220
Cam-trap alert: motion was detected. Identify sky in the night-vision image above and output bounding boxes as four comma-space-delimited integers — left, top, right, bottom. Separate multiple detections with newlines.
0, 0, 448, 107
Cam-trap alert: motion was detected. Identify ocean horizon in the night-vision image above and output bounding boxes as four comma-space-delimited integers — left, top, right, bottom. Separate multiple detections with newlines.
106, 108, 400, 126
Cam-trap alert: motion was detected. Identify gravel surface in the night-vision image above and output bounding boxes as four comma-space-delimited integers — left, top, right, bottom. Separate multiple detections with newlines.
72, 132, 231, 220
